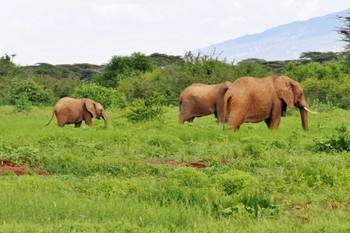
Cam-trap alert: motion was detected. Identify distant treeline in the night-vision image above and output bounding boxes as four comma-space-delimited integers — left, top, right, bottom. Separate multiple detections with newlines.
0, 51, 350, 109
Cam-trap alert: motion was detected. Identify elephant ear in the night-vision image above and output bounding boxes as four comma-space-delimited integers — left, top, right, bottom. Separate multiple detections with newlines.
274, 76, 294, 110
84, 99, 97, 118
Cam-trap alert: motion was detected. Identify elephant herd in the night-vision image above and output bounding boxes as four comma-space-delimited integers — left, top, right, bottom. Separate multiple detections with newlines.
179, 75, 315, 131
46, 75, 315, 131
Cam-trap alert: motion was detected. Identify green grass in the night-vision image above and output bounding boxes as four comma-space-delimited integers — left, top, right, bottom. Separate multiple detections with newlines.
0, 105, 350, 232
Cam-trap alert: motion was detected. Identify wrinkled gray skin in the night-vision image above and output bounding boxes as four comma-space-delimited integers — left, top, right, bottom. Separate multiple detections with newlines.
179, 82, 231, 123
224, 76, 309, 131
46, 97, 108, 128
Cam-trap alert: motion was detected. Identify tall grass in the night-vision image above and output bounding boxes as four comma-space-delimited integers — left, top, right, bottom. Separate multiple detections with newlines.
0, 105, 350, 232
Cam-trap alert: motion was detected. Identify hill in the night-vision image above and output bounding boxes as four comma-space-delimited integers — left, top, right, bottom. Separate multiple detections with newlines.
198, 9, 349, 61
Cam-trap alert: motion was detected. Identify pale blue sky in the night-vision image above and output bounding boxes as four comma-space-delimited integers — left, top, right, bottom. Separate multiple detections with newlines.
1, 0, 350, 65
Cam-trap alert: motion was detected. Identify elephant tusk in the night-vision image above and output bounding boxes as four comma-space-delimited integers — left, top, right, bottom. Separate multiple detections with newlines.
303, 107, 317, 114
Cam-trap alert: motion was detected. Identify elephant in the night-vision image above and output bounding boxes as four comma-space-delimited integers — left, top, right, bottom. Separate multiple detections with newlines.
223, 76, 315, 131
179, 82, 232, 123
46, 97, 108, 128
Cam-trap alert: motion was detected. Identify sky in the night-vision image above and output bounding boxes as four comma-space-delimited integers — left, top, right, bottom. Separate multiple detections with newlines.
1, 0, 350, 65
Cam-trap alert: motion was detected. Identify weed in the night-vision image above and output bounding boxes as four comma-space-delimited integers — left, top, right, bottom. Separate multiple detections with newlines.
314, 126, 350, 152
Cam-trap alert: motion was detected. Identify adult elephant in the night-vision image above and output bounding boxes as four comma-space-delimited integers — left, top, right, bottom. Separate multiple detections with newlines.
179, 82, 231, 123
224, 76, 315, 131
46, 97, 108, 128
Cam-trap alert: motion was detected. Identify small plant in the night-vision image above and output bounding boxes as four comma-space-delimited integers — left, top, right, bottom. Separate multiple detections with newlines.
13, 94, 32, 113
125, 93, 165, 122
168, 167, 209, 188
314, 126, 350, 152
211, 170, 259, 195
240, 192, 277, 218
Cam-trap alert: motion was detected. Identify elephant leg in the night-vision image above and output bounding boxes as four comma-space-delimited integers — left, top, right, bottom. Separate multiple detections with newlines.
214, 111, 220, 122
75, 121, 82, 128
216, 101, 227, 123
265, 117, 281, 129
264, 118, 271, 128
217, 110, 226, 123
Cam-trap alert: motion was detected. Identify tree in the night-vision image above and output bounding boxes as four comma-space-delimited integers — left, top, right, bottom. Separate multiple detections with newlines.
92, 52, 155, 88
300, 51, 340, 63
337, 13, 350, 50
0, 54, 18, 77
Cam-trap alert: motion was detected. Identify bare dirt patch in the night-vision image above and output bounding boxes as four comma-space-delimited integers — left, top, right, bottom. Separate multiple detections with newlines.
144, 159, 207, 168
0, 159, 49, 176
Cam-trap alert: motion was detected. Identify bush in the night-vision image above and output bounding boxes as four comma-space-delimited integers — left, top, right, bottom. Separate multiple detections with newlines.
73, 83, 126, 109
211, 170, 259, 195
314, 126, 350, 152
13, 94, 32, 113
92, 52, 156, 88
125, 93, 165, 122
9, 79, 51, 105
168, 167, 209, 188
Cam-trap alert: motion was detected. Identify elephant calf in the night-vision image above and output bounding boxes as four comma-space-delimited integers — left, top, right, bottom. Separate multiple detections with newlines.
46, 97, 108, 128
179, 82, 231, 123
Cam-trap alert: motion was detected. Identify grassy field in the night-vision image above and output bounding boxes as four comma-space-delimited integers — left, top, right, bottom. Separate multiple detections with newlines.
0, 105, 350, 232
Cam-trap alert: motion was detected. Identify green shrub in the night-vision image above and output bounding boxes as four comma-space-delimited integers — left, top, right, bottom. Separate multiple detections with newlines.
9, 79, 51, 105
73, 83, 126, 109
92, 52, 155, 88
314, 126, 350, 152
168, 167, 209, 188
211, 170, 259, 195
125, 93, 165, 122
13, 94, 32, 113
240, 192, 277, 217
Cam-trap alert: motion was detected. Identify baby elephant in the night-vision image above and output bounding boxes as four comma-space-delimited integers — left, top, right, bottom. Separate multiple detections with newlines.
46, 97, 108, 128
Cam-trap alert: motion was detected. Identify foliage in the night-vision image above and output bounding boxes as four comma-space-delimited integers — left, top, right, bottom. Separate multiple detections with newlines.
19, 63, 101, 82
337, 13, 350, 50
149, 53, 183, 67
314, 126, 350, 152
285, 61, 343, 82
13, 94, 32, 113
1, 51, 350, 111
73, 83, 126, 109
211, 170, 259, 195
92, 52, 155, 88
0, 54, 18, 77
9, 79, 52, 105
232, 59, 271, 78
117, 69, 160, 102
125, 93, 165, 122
33, 75, 79, 100
300, 51, 341, 63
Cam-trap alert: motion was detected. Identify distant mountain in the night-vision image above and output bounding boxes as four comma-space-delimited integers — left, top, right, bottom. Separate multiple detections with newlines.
198, 9, 349, 62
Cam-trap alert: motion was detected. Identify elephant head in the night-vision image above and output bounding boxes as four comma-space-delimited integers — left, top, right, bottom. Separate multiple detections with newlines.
274, 76, 313, 130
85, 99, 108, 126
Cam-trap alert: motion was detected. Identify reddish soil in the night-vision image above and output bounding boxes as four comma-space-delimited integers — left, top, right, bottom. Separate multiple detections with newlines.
0, 159, 49, 176
144, 159, 207, 168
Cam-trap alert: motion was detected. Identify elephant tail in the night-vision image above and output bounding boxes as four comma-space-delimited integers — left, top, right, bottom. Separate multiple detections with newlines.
45, 110, 55, 126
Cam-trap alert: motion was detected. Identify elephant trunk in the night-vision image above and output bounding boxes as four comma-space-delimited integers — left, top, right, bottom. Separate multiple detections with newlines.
299, 107, 308, 130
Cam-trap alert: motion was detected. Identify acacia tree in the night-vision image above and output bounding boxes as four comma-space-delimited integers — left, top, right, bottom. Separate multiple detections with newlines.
338, 13, 350, 50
